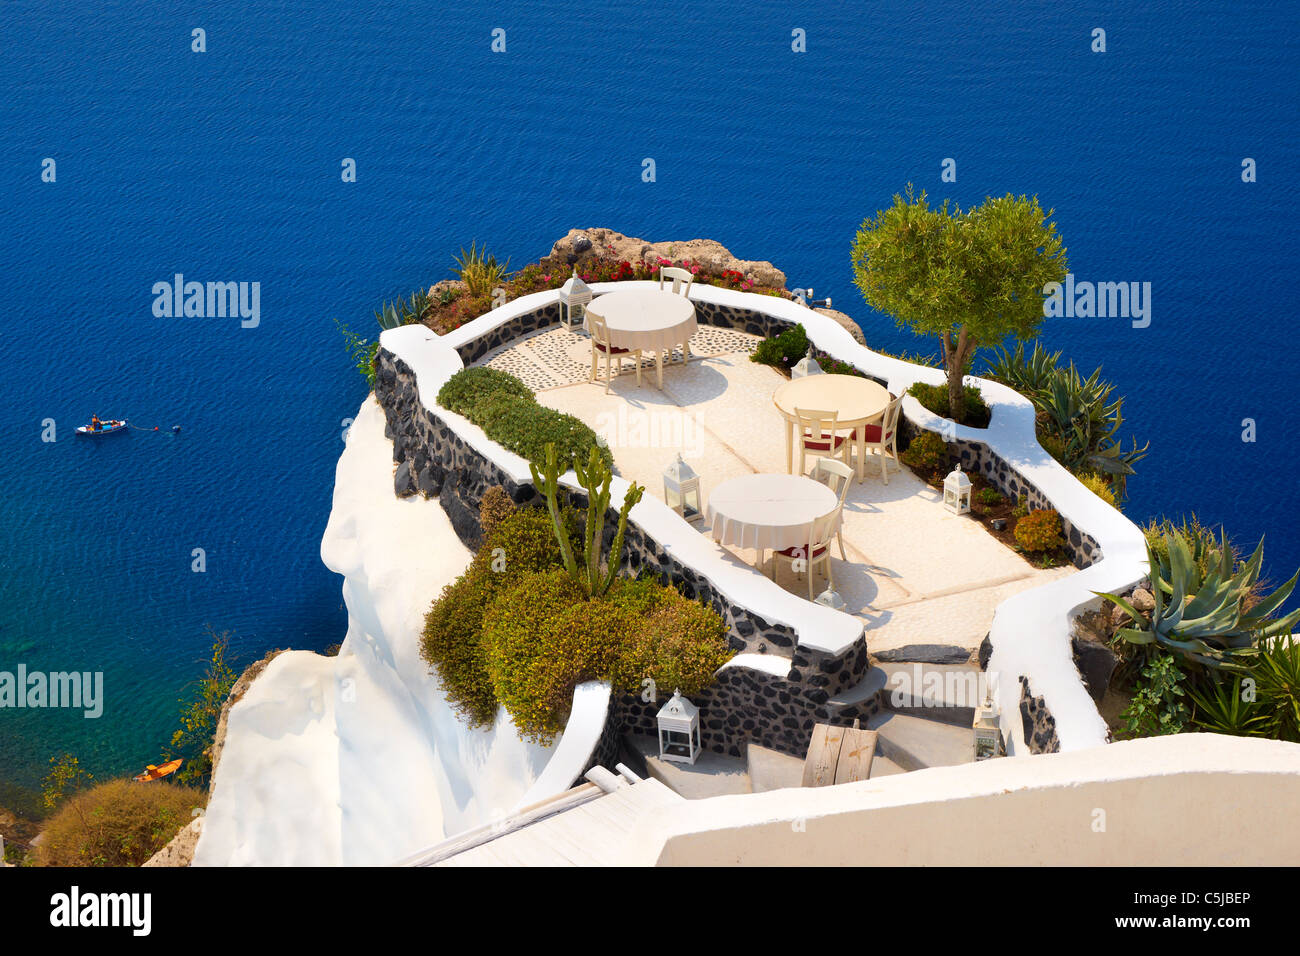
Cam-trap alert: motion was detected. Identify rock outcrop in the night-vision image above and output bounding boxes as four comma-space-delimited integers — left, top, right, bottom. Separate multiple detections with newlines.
549, 228, 788, 289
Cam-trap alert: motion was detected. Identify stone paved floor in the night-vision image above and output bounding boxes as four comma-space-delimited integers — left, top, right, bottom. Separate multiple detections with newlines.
478, 332, 1072, 663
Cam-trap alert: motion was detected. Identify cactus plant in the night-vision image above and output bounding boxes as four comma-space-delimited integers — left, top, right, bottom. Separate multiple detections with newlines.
1100, 523, 1300, 672
529, 442, 644, 598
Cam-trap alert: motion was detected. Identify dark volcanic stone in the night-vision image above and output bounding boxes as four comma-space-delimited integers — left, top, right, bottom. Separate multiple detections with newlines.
394, 460, 415, 498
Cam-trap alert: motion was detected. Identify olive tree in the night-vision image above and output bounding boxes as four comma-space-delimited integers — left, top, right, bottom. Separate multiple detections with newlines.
851, 187, 1068, 423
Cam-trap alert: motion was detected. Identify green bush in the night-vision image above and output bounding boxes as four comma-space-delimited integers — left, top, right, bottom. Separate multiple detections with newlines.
436, 367, 534, 420
420, 506, 577, 725
480, 400, 613, 472
36, 779, 206, 867
605, 579, 732, 697
976, 487, 1003, 507
1014, 509, 1064, 553
482, 571, 731, 743
482, 570, 630, 742
1079, 472, 1117, 507
906, 381, 990, 427
436, 367, 611, 471
478, 485, 516, 539
900, 430, 949, 476
751, 324, 809, 370
1118, 653, 1190, 740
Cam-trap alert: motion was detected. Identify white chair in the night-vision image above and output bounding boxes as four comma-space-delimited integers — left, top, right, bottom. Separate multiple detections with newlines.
810, 457, 854, 560
859, 392, 905, 483
659, 266, 695, 366
587, 308, 641, 393
771, 511, 838, 600
659, 266, 694, 297
795, 407, 854, 474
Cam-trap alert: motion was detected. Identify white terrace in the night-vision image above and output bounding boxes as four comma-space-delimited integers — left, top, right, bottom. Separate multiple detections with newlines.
476, 323, 1072, 664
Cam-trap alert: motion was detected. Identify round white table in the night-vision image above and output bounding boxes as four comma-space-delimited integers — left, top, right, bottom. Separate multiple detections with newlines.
586, 289, 697, 388
706, 473, 839, 563
773, 374, 891, 483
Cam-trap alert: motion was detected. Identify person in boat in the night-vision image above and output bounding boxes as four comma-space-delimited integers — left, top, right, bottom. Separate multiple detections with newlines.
91, 414, 103, 432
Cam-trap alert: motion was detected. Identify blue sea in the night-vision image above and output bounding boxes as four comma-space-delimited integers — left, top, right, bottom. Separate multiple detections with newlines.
1, 0, 1296, 807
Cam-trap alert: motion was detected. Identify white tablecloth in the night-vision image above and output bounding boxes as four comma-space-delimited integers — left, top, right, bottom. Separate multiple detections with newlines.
706, 474, 839, 551
586, 289, 697, 353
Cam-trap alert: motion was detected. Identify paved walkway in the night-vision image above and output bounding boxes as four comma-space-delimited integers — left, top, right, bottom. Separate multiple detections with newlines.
480, 327, 1071, 662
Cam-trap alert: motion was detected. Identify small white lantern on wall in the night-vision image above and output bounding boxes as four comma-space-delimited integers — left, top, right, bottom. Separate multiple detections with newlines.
973, 685, 1003, 760
657, 690, 701, 765
943, 465, 972, 514
792, 347, 824, 379
558, 268, 592, 328
663, 453, 702, 523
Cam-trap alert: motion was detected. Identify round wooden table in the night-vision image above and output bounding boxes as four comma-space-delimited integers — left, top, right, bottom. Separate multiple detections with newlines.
773, 373, 891, 482
586, 289, 697, 388
706, 473, 839, 560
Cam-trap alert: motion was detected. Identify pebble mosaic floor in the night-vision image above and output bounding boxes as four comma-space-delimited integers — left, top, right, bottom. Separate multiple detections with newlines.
475, 323, 763, 391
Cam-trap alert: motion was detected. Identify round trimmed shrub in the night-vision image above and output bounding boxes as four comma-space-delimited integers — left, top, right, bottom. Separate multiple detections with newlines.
36, 779, 206, 867
421, 505, 577, 726
482, 570, 632, 742
1014, 509, 1065, 553
900, 430, 949, 476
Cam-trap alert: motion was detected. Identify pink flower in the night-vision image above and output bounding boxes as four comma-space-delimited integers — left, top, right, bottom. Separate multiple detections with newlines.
542, 274, 551, 282
690, 265, 699, 274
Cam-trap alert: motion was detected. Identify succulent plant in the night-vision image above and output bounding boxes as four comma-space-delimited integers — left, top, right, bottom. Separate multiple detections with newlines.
529, 442, 644, 599
1100, 523, 1300, 672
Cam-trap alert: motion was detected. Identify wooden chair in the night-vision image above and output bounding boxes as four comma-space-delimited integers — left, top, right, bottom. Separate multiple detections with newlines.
859, 392, 905, 483
771, 510, 838, 601
795, 407, 853, 474
810, 456, 854, 560
587, 307, 641, 393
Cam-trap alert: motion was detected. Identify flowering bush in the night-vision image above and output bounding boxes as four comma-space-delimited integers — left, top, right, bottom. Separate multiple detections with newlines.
1014, 509, 1065, 553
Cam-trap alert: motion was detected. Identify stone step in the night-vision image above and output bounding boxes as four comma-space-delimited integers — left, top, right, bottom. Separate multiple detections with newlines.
745, 743, 804, 793
867, 710, 973, 772
875, 661, 984, 727
824, 666, 888, 715
868, 754, 906, 778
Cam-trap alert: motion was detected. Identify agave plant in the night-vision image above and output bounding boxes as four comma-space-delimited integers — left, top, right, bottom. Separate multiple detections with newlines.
373, 288, 434, 331
1188, 675, 1270, 737
529, 442, 644, 599
454, 241, 511, 299
986, 340, 1061, 400
1101, 523, 1300, 672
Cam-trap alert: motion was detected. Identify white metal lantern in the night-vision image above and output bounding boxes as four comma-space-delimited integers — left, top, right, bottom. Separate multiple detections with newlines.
558, 268, 592, 328
814, 586, 846, 611
943, 465, 972, 514
662, 453, 702, 522
972, 685, 1002, 760
657, 690, 701, 764
792, 347, 824, 379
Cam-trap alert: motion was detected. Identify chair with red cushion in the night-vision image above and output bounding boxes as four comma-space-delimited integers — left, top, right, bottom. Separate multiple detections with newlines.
861, 392, 905, 484
795, 407, 853, 474
587, 307, 642, 393
810, 457, 854, 559
770, 510, 838, 600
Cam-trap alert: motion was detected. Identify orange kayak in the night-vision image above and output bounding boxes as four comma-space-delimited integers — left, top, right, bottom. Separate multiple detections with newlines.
133, 759, 183, 782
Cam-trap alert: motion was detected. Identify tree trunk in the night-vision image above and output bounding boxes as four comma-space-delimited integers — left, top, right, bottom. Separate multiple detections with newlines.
946, 326, 970, 423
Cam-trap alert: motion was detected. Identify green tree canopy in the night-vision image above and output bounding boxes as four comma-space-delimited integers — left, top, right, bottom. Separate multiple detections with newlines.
851, 186, 1068, 422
